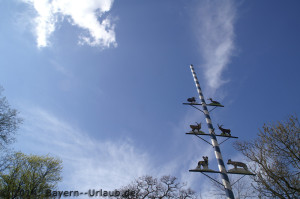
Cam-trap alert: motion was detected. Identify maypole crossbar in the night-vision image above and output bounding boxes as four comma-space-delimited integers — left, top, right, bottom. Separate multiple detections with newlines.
189, 64, 235, 199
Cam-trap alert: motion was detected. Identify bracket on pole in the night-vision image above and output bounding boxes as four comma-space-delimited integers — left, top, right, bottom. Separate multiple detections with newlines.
189, 169, 254, 185
230, 175, 247, 187
189, 133, 213, 146
219, 137, 232, 145
183, 103, 222, 113
197, 172, 224, 187
186, 132, 238, 139
182, 103, 205, 113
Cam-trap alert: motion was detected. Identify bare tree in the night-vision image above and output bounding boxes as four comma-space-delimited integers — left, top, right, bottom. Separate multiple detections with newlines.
114, 175, 199, 199
0, 87, 22, 149
234, 115, 300, 199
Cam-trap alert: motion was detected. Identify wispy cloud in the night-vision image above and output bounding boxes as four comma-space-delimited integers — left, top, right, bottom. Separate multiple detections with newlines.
15, 107, 153, 191
13, 106, 209, 193
195, 0, 236, 92
22, 0, 117, 48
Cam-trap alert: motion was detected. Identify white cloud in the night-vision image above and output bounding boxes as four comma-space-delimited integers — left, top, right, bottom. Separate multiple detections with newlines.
13, 105, 219, 194
195, 0, 236, 92
15, 107, 153, 191
22, 0, 116, 48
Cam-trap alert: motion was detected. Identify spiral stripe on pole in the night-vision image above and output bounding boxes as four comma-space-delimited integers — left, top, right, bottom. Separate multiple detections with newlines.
190, 64, 235, 199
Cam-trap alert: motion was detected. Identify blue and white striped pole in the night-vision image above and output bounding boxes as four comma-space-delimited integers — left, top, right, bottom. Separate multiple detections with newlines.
190, 64, 234, 199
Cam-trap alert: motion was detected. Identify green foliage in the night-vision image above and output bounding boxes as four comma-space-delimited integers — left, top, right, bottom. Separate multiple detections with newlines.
235, 115, 300, 199
0, 87, 22, 149
0, 152, 62, 198
0, 86, 62, 198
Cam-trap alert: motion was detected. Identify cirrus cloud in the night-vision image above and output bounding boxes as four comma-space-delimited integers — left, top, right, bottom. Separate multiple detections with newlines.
15, 107, 153, 191
195, 0, 236, 92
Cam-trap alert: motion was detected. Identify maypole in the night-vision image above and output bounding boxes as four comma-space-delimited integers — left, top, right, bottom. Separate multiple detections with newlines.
189, 64, 235, 199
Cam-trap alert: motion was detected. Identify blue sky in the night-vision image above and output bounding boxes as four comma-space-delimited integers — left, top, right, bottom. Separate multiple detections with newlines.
1, 0, 300, 198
